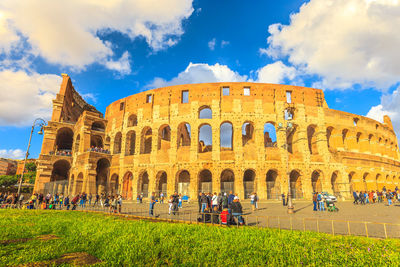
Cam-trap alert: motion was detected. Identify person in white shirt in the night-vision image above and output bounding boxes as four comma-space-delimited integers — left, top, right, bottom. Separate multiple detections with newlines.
212, 192, 218, 210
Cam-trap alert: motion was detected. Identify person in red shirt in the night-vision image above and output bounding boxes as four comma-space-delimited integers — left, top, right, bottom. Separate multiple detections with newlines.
220, 208, 230, 225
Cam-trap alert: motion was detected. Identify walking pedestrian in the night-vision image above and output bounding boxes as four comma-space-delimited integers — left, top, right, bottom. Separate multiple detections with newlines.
313, 192, 318, 211
282, 193, 286, 206
149, 192, 156, 216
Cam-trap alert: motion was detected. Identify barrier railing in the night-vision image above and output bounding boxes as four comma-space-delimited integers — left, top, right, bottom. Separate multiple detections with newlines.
1, 203, 399, 239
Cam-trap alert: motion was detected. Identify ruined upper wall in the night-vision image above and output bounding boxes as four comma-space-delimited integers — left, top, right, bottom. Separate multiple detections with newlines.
51, 74, 102, 123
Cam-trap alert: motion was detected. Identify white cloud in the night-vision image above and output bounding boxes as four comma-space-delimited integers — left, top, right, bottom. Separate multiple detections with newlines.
256, 61, 298, 84
0, 0, 194, 73
266, 0, 400, 90
221, 40, 230, 48
0, 69, 61, 126
0, 149, 24, 159
208, 38, 216, 50
366, 86, 400, 134
148, 62, 247, 88
104, 51, 131, 75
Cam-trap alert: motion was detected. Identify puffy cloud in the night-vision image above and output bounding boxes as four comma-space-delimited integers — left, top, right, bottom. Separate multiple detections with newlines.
266, 0, 400, 90
256, 61, 298, 84
0, 0, 194, 73
221, 40, 230, 48
148, 62, 247, 88
366, 86, 400, 134
208, 38, 216, 50
0, 69, 61, 126
0, 149, 24, 159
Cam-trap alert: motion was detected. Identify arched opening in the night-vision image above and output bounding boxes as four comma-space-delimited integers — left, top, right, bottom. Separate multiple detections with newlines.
242, 122, 254, 146
90, 135, 103, 148
177, 122, 191, 148
326, 127, 334, 149
199, 106, 212, 119
176, 170, 190, 196
113, 132, 122, 154
221, 169, 235, 194
126, 130, 136, 155
127, 114, 137, 127
290, 170, 303, 199
49, 160, 70, 195
198, 124, 212, 153
286, 126, 298, 153
220, 122, 233, 151
122, 172, 133, 199
110, 174, 119, 196
158, 125, 171, 150
362, 173, 369, 191
348, 172, 355, 193
243, 169, 256, 198
55, 127, 74, 152
140, 127, 152, 154
96, 158, 110, 195
342, 129, 349, 150
264, 123, 277, 147
156, 171, 167, 197
311, 170, 323, 193
138, 171, 149, 197
331, 171, 339, 196
75, 173, 84, 195
92, 121, 105, 132
307, 125, 318, 154
198, 169, 212, 193
376, 174, 384, 190
266, 170, 280, 199
74, 134, 80, 154
105, 136, 111, 150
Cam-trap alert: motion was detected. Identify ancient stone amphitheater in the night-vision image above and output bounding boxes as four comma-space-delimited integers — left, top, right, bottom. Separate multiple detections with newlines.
34, 74, 400, 200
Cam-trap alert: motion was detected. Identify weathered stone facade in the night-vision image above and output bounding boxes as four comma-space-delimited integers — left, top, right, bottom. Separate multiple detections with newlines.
34, 74, 400, 200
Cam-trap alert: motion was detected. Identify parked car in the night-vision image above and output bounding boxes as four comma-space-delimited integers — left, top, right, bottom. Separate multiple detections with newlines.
321, 192, 337, 202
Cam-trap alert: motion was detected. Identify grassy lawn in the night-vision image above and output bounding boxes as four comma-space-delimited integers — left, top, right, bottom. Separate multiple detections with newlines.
0, 210, 399, 266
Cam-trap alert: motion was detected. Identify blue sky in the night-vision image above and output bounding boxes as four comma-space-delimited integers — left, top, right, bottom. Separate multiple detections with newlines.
0, 0, 399, 159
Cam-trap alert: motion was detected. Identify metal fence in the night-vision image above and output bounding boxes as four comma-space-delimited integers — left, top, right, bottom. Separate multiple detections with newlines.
2, 202, 397, 239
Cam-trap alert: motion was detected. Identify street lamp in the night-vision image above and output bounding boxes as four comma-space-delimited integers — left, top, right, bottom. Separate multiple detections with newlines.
278, 104, 295, 214
17, 118, 47, 196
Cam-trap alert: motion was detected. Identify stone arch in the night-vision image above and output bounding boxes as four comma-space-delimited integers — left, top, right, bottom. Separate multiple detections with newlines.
199, 105, 212, 119
155, 171, 167, 196
127, 114, 137, 127
326, 126, 334, 149
331, 171, 340, 196
307, 125, 318, 155
105, 136, 111, 150
138, 171, 149, 197
243, 169, 255, 198
264, 122, 277, 147
176, 170, 190, 196
266, 169, 280, 199
221, 169, 235, 194
348, 171, 356, 193
92, 121, 105, 131
198, 169, 212, 193
140, 127, 152, 154
110, 173, 119, 196
362, 173, 371, 191
311, 170, 323, 193
158, 125, 171, 150
376, 174, 385, 190
220, 121, 233, 151
242, 121, 254, 146
55, 127, 74, 151
96, 158, 110, 195
122, 172, 133, 199
368, 134, 375, 153
290, 170, 303, 199
125, 130, 136, 155
90, 135, 103, 148
75, 172, 84, 195
49, 160, 70, 195
74, 134, 80, 154
113, 132, 122, 154
287, 125, 299, 154
177, 122, 191, 147
198, 124, 212, 153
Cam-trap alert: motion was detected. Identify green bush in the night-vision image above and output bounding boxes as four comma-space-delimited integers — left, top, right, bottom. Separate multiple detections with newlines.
0, 175, 18, 187
0, 210, 399, 266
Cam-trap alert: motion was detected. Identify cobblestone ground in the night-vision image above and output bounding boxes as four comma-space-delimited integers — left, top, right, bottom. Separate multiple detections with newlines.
77, 200, 400, 238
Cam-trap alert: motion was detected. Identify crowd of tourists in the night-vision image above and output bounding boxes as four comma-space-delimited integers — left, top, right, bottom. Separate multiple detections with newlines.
88, 146, 110, 154
0, 192, 25, 208
352, 187, 399, 206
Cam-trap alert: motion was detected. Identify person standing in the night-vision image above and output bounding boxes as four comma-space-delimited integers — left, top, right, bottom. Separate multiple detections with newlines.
172, 192, 179, 215
200, 193, 208, 213
212, 192, 218, 210
317, 192, 325, 211
178, 194, 183, 208
228, 191, 235, 207
250, 192, 255, 211
149, 192, 156, 216
313, 192, 318, 211
387, 191, 393, 206
197, 192, 202, 213
118, 195, 122, 213
353, 191, 359, 204
160, 192, 164, 204
281, 193, 286, 206
88, 194, 92, 206
222, 193, 228, 209
230, 197, 244, 225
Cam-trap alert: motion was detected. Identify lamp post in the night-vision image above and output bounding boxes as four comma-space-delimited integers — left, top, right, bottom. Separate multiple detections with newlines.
278, 105, 295, 214
17, 118, 46, 196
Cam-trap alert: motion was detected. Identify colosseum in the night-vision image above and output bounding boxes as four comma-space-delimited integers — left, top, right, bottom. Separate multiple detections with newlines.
33, 74, 400, 200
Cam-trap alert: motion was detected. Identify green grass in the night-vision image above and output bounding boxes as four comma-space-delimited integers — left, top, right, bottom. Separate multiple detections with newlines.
0, 210, 399, 266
